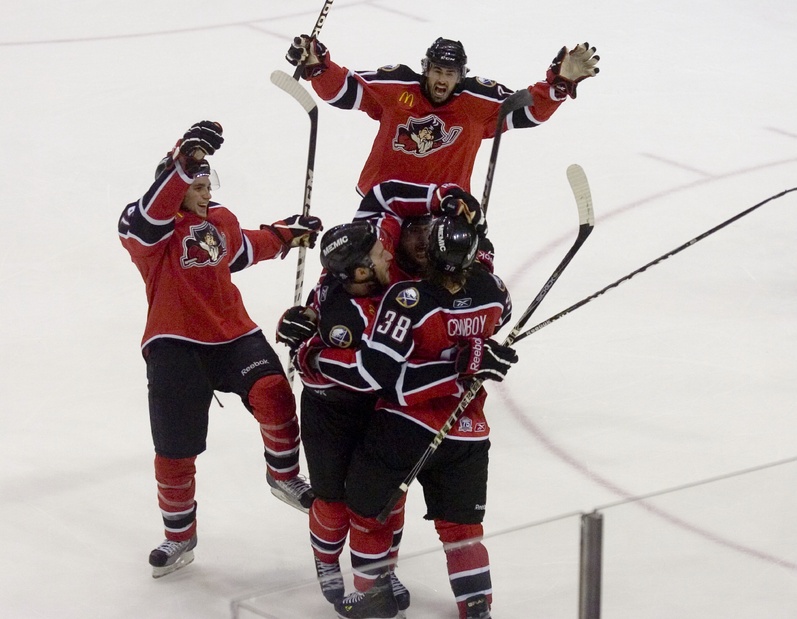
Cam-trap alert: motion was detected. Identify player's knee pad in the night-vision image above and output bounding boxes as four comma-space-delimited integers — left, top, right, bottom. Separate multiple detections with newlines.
248, 374, 296, 426
434, 519, 484, 545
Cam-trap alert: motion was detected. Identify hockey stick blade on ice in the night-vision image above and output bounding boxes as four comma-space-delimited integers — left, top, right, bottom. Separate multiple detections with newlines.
270, 70, 320, 383
376, 164, 595, 524
481, 88, 534, 214
512, 185, 797, 345
292, 0, 335, 80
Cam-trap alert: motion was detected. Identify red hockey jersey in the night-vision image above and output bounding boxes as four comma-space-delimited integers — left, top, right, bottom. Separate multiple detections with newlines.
118, 163, 284, 349
310, 58, 565, 194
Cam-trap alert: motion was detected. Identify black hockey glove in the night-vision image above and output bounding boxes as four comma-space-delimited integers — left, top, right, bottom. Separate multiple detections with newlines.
455, 337, 518, 383
262, 214, 324, 257
432, 183, 487, 237
276, 306, 317, 350
285, 35, 329, 80
179, 121, 224, 156
546, 43, 600, 99
182, 157, 211, 179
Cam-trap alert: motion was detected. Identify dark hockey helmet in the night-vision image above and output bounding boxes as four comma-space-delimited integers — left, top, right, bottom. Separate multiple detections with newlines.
422, 37, 468, 77
427, 215, 478, 274
320, 220, 379, 281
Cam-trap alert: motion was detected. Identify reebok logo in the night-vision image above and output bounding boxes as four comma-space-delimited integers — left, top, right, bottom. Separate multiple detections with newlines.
468, 338, 483, 373
241, 359, 269, 376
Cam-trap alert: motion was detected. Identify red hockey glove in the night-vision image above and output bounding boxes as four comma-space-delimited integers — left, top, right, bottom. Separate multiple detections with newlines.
293, 336, 325, 383
285, 35, 329, 80
432, 183, 487, 236
546, 43, 600, 99
262, 214, 324, 257
475, 236, 495, 273
455, 337, 518, 382
276, 306, 317, 350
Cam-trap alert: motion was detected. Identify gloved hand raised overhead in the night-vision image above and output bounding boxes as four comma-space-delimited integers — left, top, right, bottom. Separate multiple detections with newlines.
547, 43, 600, 99
285, 35, 329, 79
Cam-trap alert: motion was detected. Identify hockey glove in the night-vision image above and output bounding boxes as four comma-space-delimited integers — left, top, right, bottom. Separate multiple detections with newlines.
432, 183, 487, 237
179, 121, 224, 156
285, 35, 329, 80
276, 306, 317, 350
455, 337, 518, 383
547, 43, 600, 99
475, 236, 495, 273
262, 214, 324, 257
293, 336, 325, 384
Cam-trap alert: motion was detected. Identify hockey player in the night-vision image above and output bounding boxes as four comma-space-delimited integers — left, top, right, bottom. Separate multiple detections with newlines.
275, 180, 484, 612
333, 215, 518, 619
286, 35, 599, 195
118, 121, 323, 578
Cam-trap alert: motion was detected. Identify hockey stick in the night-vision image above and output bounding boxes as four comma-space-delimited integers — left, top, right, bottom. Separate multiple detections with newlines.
481, 88, 534, 213
512, 185, 797, 345
292, 0, 335, 80
270, 70, 319, 383
376, 165, 595, 523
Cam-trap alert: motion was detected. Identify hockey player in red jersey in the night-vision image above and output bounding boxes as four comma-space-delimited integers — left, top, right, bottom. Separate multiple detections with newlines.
118, 121, 323, 578
332, 215, 518, 619
286, 35, 599, 195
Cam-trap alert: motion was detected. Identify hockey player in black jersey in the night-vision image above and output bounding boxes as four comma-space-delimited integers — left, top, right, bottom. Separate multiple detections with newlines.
334, 215, 517, 619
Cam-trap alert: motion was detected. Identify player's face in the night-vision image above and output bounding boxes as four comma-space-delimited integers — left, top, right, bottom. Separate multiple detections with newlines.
425, 64, 460, 103
182, 177, 212, 218
399, 222, 431, 271
369, 240, 393, 286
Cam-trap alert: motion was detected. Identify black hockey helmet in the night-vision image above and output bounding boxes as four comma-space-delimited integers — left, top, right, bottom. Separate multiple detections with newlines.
320, 220, 379, 281
427, 215, 478, 274
422, 37, 468, 77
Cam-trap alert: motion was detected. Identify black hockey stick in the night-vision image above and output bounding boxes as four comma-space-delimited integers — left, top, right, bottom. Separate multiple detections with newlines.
481, 88, 534, 213
513, 185, 797, 345
376, 165, 595, 523
292, 0, 335, 80
270, 70, 319, 383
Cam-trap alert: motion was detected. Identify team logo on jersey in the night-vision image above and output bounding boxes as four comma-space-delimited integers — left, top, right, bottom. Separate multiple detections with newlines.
181, 221, 226, 268
329, 325, 354, 348
453, 298, 473, 308
395, 287, 419, 308
458, 416, 473, 432
393, 115, 462, 157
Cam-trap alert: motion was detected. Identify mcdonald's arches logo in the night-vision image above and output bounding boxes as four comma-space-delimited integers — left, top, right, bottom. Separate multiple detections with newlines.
399, 91, 414, 106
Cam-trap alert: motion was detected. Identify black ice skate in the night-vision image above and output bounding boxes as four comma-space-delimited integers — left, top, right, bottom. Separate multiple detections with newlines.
267, 473, 315, 513
148, 534, 197, 578
315, 556, 345, 603
334, 573, 398, 619
390, 570, 410, 616
464, 593, 491, 618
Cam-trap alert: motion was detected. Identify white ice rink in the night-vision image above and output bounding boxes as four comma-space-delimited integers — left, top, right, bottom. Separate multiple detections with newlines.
2, 1, 796, 617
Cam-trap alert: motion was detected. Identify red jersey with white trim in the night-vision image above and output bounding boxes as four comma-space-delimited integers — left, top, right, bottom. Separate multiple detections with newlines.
118, 161, 285, 349
310, 58, 565, 194
359, 267, 512, 441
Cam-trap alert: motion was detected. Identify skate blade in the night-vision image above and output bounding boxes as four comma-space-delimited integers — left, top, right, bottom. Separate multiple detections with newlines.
151, 550, 195, 578
270, 487, 310, 514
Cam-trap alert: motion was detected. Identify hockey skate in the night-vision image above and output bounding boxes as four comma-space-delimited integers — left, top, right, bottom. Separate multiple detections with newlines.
266, 472, 315, 513
390, 570, 410, 617
464, 593, 491, 618
334, 573, 398, 619
148, 534, 197, 578
314, 556, 345, 603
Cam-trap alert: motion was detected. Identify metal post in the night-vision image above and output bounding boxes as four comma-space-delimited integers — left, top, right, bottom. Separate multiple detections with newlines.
579, 510, 603, 619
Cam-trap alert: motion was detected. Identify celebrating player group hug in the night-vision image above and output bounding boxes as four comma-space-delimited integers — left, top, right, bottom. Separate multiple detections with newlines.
117, 10, 599, 618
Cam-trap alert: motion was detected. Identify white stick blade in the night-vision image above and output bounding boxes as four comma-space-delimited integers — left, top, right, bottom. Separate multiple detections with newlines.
566, 164, 595, 226
270, 70, 317, 113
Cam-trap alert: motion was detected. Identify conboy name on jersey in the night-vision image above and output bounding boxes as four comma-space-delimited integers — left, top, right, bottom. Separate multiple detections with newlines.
447, 314, 487, 337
